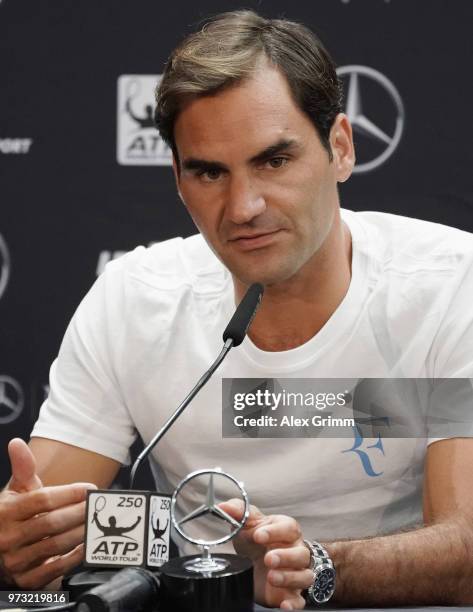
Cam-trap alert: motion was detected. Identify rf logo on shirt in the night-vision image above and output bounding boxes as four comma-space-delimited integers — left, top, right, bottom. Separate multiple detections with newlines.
343, 420, 389, 477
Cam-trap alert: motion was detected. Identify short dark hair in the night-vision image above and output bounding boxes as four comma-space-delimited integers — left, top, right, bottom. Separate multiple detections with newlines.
155, 10, 343, 162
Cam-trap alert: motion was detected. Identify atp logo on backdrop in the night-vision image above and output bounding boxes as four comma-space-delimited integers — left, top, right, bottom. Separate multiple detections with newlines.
117, 75, 172, 166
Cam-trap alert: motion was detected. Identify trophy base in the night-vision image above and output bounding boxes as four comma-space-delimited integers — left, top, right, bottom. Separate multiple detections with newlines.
160, 553, 253, 612
183, 555, 229, 573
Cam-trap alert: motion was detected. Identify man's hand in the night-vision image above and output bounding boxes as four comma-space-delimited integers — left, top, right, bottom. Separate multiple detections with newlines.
220, 499, 313, 610
0, 438, 96, 589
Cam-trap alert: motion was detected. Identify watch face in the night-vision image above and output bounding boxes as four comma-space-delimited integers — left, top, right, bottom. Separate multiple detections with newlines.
310, 566, 336, 603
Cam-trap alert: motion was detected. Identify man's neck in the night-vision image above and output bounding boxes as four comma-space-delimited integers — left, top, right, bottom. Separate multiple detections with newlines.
232, 214, 352, 352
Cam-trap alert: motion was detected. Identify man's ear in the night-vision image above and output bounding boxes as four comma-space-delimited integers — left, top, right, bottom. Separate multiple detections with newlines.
172, 154, 185, 203
329, 113, 355, 183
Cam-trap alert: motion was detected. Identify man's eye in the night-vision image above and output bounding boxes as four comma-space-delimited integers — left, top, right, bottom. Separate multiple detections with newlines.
198, 168, 222, 182
267, 157, 288, 169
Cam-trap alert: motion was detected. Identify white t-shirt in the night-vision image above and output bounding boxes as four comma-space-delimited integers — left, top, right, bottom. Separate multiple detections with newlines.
31, 209, 473, 549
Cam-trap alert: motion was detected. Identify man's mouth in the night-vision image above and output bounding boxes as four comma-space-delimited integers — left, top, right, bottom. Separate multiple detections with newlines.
228, 229, 282, 251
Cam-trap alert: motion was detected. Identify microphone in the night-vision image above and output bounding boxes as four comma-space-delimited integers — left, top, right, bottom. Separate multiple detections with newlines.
129, 282, 264, 487
223, 282, 264, 347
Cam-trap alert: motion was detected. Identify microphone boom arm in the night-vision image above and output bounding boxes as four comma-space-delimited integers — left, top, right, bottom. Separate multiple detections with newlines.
129, 338, 234, 488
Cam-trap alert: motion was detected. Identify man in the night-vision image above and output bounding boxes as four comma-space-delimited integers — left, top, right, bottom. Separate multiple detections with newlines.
1, 9, 473, 609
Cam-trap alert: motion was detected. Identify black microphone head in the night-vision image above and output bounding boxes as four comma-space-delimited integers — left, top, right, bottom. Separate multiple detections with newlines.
223, 283, 264, 347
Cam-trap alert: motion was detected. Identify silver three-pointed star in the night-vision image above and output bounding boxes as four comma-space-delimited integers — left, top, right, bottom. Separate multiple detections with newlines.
178, 473, 241, 529
0, 376, 24, 425
346, 72, 392, 146
337, 65, 405, 173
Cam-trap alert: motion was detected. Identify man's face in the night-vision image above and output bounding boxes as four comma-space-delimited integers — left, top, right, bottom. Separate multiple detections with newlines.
173, 64, 352, 287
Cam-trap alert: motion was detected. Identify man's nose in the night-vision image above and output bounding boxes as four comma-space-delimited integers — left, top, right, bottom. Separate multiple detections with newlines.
225, 174, 266, 224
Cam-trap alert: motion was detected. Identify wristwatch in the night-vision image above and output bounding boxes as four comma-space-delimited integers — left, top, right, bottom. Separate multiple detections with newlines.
303, 539, 336, 604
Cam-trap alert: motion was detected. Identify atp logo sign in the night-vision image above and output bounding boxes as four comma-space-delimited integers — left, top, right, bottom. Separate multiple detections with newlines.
146, 494, 171, 567
85, 491, 147, 567
116, 75, 172, 166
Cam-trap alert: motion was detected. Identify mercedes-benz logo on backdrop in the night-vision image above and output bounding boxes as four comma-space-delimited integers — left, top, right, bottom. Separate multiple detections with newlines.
0, 233, 11, 301
0, 376, 24, 425
337, 65, 405, 173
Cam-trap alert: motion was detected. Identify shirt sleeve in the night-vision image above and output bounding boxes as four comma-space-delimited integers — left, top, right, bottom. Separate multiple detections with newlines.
426, 378, 473, 446
427, 253, 473, 446
30, 257, 137, 465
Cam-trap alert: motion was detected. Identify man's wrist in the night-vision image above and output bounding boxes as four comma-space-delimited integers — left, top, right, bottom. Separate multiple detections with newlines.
323, 541, 346, 603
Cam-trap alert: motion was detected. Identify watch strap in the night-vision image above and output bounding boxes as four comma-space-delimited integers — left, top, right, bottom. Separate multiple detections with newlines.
303, 539, 333, 570
303, 539, 336, 605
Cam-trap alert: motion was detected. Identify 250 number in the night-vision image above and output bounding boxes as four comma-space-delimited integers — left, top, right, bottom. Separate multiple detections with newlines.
117, 496, 143, 508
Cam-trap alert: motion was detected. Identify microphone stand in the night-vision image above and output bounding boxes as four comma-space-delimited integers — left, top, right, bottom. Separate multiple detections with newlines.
129, 282, 263, 488
129, 338, 234, 488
